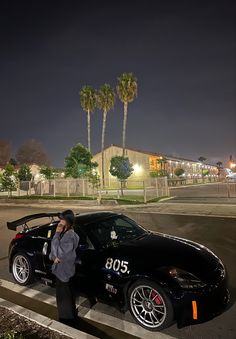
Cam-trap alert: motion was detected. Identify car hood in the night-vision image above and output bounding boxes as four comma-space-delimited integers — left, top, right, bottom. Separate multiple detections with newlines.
120, 232, 223, 283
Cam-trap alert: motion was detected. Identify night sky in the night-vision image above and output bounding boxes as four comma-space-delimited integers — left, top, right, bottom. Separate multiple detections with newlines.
0, 0, 235, 167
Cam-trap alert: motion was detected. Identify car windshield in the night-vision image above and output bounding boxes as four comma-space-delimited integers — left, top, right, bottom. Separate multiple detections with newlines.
85, 215, 148, 248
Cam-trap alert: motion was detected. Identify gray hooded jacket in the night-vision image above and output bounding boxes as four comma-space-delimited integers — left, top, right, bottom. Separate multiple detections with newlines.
49, 229, 79, 282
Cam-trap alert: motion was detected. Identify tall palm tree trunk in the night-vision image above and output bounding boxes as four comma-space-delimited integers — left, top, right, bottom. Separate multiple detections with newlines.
122, 101, 128, 157
87, 109, 91, 151
101, 110, 107, 188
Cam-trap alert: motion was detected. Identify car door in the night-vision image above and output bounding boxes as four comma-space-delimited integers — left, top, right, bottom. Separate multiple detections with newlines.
75, 220, 127, 302
34, 224, 56, 282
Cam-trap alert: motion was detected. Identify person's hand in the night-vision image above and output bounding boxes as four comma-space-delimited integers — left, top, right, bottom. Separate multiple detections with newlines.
56, 220, 66, 233
54, 257, 60, 264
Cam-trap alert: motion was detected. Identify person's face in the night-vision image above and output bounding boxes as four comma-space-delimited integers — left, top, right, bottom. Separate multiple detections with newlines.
59, 219, 67, 228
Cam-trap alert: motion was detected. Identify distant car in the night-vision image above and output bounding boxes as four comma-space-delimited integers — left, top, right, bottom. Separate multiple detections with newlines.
226, 173, 236, 181
7, 212, 229, 331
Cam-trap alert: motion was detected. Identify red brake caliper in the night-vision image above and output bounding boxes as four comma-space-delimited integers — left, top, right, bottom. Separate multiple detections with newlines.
151, 291, 162, 305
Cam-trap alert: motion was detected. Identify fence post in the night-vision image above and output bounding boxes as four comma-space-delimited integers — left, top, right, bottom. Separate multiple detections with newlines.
29, 181, 31, 196
17, 180, 20, 197
82, 179, 85, 197
164, 177, 169, 196
40, 181, 43, 196
227, 181, 230, 198
66, 180, 70, 197
53, 180, 56, 197
143, 181, 147, 203
155, 178, 159, 198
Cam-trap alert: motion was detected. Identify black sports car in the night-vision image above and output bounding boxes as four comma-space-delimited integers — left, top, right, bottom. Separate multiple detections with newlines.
7, 211, 229, 331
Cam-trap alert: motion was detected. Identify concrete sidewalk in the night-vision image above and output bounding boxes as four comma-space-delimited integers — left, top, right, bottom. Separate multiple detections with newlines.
0, 198, 236, 218
132, 202, 236, 218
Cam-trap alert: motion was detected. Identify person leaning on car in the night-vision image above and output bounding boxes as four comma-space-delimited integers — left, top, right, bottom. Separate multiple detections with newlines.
49, 209, 79, 327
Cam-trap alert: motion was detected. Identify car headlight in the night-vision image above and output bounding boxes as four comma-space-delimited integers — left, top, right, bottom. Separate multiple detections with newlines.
169, 268, 206, 289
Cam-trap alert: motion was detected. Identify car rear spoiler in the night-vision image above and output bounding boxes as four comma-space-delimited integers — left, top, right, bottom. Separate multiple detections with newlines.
7, 213, 60, 231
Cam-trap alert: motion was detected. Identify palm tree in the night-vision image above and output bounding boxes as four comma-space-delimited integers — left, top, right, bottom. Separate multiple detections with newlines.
198, 156, 207, 163
97, 84, 115, 187
79, 86, 97, 151
158, 156, 167, 171
198, 156, 207, 178
216, 161, 223, 176
116, 73, 137, 156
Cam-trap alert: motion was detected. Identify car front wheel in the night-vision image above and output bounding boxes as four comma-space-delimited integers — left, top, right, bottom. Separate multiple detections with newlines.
128, 279, 174, 331
12, 253, 34, 286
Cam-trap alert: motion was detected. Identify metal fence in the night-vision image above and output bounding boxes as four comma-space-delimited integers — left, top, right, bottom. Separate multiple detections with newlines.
7, 177, 169, 202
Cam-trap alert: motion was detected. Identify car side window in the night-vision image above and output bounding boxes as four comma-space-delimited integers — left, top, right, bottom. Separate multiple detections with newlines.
85, 221, 113, 249
74, 223, 94, 249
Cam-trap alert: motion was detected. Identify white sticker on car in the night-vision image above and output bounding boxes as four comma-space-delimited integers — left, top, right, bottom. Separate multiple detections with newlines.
105, 258, 130, 274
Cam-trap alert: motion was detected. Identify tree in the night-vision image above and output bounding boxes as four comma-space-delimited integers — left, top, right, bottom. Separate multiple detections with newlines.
17, 164, 32, 193
116, 73, 137, 156
16, 139, 50, 165
80, 86, 97, 151
202, 169, 209, 177
39, 166, 55, 180
65, 143, 97, 178
1, 163, 17, 196
0, 140, 11, 167
97, 84, 115, 187
198, 156, 207, 163
9, 158, 18, 167
174, 168, 185, 177
198, 156, 207, 177
109, 156, 133, 196
150, 169, 168, 177
216, 161, 223, 176
18, 164, 32, 181
87, 171, 100, 192
158, 156, 168, 171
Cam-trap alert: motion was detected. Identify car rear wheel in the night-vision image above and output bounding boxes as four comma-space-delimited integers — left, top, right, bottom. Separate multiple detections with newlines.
128, 279, 174, 331
12, 253, 34, 285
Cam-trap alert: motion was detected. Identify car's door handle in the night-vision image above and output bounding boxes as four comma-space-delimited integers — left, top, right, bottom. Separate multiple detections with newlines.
42, 242, 48, 255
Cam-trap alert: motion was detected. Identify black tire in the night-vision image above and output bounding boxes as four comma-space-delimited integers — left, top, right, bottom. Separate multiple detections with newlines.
128, 279, 174, 331
12, 253, 34, 286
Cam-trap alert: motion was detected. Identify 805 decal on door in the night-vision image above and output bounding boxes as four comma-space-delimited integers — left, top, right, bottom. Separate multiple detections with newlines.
105, 258, 130, 274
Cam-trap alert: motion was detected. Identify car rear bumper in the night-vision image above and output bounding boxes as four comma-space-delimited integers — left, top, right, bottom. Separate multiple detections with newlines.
173, 278, 230, 328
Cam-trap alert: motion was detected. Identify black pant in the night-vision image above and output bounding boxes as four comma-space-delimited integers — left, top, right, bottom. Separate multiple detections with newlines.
56, 277, 77, 327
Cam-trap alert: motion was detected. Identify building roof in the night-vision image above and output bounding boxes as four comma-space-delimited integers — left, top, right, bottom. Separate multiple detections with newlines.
94, 144, 216, 167
94, 144, 217, 167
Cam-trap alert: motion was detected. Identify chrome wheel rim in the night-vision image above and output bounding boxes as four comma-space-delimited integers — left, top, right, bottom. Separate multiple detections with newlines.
13, 255, 29, 284
130, 285, 167, 328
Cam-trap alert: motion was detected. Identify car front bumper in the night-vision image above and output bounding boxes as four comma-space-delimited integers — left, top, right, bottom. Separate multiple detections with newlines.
173, 278, 230, 328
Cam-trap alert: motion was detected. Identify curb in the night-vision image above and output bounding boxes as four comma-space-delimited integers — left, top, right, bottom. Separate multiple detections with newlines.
0, 279, 177, 339
0, 297, 97, 339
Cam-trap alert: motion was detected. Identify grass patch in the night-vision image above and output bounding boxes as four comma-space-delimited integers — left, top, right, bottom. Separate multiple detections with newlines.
0, 195, 95, 200
0, 194, 168, 205
147, 196, 168, 203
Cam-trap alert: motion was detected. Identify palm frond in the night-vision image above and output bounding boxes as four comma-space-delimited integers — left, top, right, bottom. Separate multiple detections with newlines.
116, 72, 138, 103
97, 84, 115, 112
79, 85, 97, 113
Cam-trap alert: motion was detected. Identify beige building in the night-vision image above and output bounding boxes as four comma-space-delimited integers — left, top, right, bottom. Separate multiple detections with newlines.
93, 145, 218, 186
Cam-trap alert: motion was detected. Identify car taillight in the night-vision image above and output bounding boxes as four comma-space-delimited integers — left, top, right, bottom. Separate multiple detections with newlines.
14, 233, 24, 240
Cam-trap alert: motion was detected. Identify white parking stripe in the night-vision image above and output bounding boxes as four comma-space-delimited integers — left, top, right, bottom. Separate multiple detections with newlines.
0, 278, 176, 339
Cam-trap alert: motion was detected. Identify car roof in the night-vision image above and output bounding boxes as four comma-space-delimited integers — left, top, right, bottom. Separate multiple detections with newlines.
75, 211, 119, 226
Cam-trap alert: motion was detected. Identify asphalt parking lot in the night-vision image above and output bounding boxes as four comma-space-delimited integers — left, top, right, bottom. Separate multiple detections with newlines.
0, 205, 235, 339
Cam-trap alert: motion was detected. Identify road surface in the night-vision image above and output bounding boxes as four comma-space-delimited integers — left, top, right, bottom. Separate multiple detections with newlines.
0, 205, 235, 338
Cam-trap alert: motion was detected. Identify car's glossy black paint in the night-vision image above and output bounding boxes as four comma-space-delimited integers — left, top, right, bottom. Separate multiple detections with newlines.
8, 211, 229, 328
